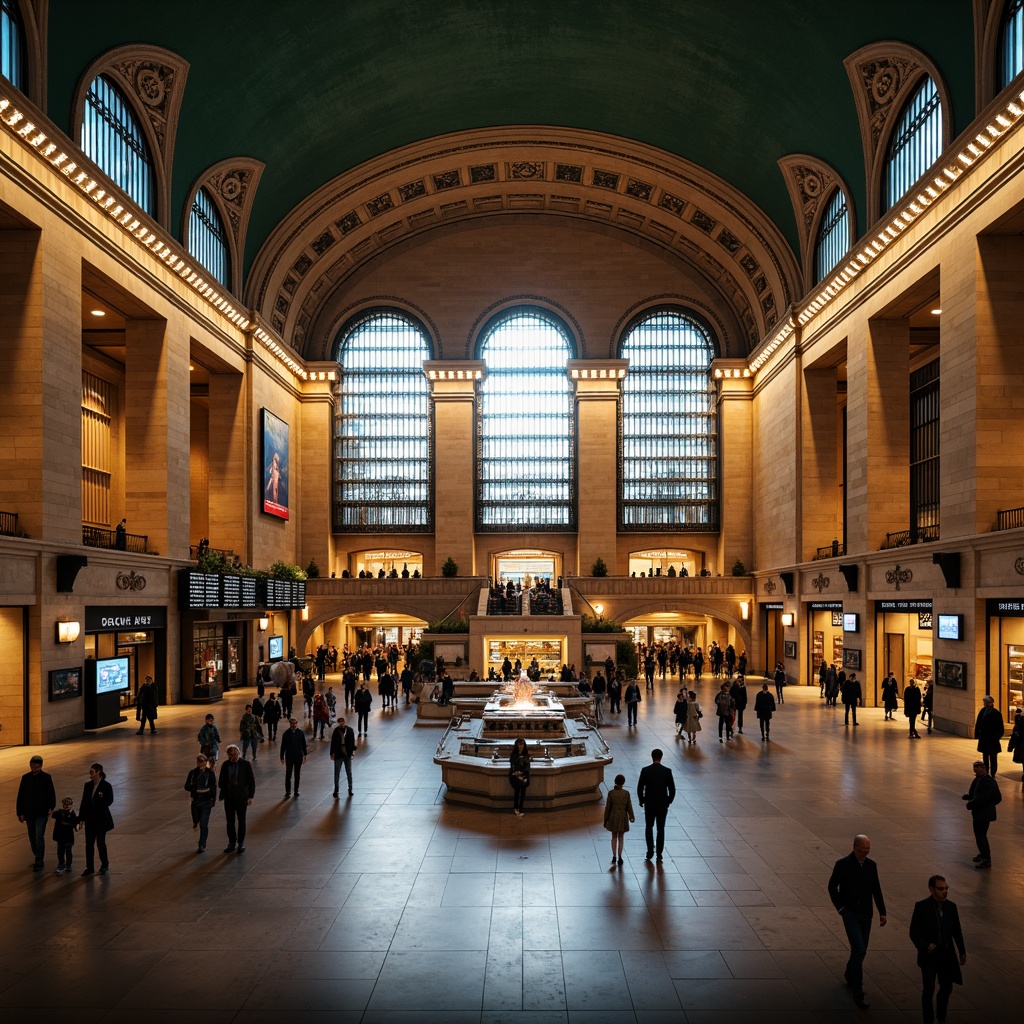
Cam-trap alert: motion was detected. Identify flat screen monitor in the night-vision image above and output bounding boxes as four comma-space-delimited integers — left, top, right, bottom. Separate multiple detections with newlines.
268, 635, 284, 661
937, 614, 963, 640
842, 612, 859, 633
95, 656, 130, 694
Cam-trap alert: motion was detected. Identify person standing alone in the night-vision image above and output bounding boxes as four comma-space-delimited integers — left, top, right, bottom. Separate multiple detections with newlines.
279, 717, 308, 798
15, 754, 55, 872
218, 744, 255, 853
963, 760, 1001, 869
330, 715, 356, 797
827, 834, 887, 1009
974, 695, 1004, 776
637, 749, 675, 863
136, 675, 158, 734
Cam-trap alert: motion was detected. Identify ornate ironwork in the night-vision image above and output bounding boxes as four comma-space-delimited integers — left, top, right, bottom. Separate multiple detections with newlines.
812, 572, 830, 593
763, 578, 776, 594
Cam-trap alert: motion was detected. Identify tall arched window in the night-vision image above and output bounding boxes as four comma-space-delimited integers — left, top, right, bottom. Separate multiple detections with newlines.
0, 0, 22, 89
1001, 0, 1024, 88
620, 310, 718, 529
813, 188, 850, 284
477, 308, 574, 529
80, 74, 155, 216
333, 310, 432, 531
883, 76, 942, 213
188, 187, 230, 289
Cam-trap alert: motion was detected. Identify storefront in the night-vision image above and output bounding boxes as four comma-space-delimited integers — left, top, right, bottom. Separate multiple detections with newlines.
874, 599, 933, 702
628, 548, 701, 577
349, 549, 424, 578
485, 635, 566, 678
986, 599, 1024, 721
0, 605, 28, 745
84, 605, 167, 711
807, 601, 844, 680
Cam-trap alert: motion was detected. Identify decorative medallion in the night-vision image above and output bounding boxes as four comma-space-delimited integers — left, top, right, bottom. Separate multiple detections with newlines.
1014, 557, 1024, 576
116, 570, 147, 592
885, 564, 913, 591
763, 578, 777, 595
812, 572, 830, 594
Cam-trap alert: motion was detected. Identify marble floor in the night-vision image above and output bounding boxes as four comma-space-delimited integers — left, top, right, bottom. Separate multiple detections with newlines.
1, 679, 1021, 1023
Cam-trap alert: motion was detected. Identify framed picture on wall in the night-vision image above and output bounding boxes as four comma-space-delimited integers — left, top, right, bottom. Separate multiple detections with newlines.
49, 666, 82, 702
842, 648, 861, 671
831, 611, 843, 627
935, 658, 968, 689
918, 611, 933, 630
261, 409, 290, 520
784, 639, 797, 658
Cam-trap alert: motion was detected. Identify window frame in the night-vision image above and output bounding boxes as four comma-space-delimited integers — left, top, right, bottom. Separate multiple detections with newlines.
617, 307, 719, 532
0, 0, 24, 90
882, 75, 943, 215
474, 305, 577, 532
812, 187, 851, 285
1000, 0, 1024, 89
187, 186, 230, 290
332, 307, 434, 534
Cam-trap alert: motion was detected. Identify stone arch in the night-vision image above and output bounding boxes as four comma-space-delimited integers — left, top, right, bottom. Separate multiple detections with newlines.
296, 600, 431, 654
246, 126, 800, 360
71, 43, 190, 230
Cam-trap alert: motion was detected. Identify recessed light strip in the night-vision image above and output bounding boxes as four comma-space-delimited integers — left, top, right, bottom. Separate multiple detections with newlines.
0, 89, 310, 382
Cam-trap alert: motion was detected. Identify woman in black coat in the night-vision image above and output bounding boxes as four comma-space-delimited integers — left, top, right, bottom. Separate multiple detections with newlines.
880, 673, 899, 720
509, 737, 530, 816
754, 683, 776, 741
79, 762, 114, 876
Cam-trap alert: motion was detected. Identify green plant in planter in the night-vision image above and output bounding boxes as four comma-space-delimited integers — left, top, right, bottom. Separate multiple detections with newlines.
731, 559, 746, 576
591, 557, 608, 577
441, 557, 458, 578
306, 559, 320, 578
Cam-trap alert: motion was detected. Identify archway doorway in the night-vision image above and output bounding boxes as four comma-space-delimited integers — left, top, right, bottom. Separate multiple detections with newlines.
492, 549, 561, 588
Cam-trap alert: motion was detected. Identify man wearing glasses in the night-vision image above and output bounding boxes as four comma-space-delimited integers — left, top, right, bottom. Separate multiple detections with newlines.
909, 875, 967, 1024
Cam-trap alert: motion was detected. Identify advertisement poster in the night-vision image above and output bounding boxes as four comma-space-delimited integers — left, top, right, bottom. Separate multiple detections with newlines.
261, 408, 290, 519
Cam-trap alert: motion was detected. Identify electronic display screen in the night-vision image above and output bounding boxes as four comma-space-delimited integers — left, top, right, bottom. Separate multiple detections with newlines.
842, 613, 859, 633
268, 635, 284, 660
95, 656, 130, 694
937, 614, 963, 640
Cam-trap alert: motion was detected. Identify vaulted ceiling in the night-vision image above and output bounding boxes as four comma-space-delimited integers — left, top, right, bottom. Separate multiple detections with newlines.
46, 0, 975, 354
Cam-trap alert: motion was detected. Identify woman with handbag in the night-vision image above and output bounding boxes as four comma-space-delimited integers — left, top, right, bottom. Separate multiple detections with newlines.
509, 737, 530, 817
684, 690, 703, 745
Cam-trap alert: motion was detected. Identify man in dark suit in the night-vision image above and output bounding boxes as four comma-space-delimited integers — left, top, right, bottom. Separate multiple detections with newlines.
827, 834, 887, 1009
329, 715, 356, 797
636, 749, 675, 863
218, 744, 255, 854
279, 717, 308, 798
909, 875, 967, 1024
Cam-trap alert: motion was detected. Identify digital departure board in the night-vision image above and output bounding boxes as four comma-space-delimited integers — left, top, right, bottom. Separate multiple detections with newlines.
179, 571, 305, 610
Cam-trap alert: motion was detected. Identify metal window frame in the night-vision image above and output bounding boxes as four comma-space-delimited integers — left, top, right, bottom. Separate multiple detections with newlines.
188, 187, 230, 289
813, 188, 849, 284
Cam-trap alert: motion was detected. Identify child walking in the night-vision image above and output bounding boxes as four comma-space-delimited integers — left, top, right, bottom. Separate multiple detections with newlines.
52, 796, 79, 875
603, 774, 635, 867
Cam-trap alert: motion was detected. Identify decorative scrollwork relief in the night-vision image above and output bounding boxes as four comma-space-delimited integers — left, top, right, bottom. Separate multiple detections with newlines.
116, 570, 147, 592
884, 564, 913, 591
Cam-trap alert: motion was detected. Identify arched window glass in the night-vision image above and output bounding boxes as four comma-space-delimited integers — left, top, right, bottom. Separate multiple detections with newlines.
333, 311, 432, 531
477, 308, 574, 529
883, 76, 942, 213
620, 310, 718, 529
188, 187, 230, 289
1001, 0, 1024, 88
813, 188, 849, 284
80, 74, 155, 216
0, 0, 23, 89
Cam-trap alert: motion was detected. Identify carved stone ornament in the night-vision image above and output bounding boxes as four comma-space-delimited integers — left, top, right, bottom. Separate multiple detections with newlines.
1014, 556, 1024, 577
812, 572, 830, 594
884, 564, 913, 591
109, 58, 182, 150
763, 578, 777, 595
116, 570, 147, 592
856, 57, 920, 152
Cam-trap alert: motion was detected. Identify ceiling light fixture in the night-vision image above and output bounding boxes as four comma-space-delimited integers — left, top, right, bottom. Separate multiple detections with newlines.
90, 309, 105, 316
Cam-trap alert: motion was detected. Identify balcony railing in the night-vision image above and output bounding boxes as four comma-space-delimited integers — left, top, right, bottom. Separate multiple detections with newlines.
83, 525, 149, 553
997, 505, 1024, 531
882, 524, 939, 549
189, 543, 238, 563
0, 510, 18, 536
814, 542, 844, 560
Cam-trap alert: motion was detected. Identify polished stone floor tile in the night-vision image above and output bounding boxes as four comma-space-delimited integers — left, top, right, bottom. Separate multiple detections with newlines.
1, 682, 1021, 1021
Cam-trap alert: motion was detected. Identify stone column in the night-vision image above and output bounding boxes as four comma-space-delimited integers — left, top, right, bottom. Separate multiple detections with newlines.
714, 362, 754, 575
569, 360, 626, 575
845, 318, 909, 553
206, 370, 248, 556
801, 366, 840, 560
124, 315, 191, 557
297, 367, 337, 576
425, 361, 485, 576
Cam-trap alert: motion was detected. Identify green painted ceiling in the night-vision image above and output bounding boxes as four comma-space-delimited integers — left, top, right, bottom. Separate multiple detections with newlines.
46, 0, 975, 275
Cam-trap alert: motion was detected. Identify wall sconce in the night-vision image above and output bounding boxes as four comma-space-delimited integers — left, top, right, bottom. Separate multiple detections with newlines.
594, 604, 604, 617
56, 620, 81, 643
781, 611, 795, 627
258, 616, 269, 631
301, 605, 309, 622
740, 601, 750, 621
